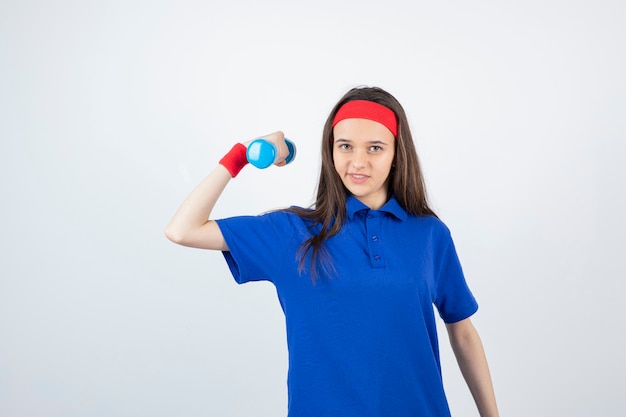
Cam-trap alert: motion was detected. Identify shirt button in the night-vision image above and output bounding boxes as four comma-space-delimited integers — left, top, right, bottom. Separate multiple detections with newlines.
374, 255, 381, 261
372, 236, 378, 242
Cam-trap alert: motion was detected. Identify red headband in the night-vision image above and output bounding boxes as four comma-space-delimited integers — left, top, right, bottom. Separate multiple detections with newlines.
332, 100, 398, 137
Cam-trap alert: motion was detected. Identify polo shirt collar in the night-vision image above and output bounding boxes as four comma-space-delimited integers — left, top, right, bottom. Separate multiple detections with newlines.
346, 195, 408, 221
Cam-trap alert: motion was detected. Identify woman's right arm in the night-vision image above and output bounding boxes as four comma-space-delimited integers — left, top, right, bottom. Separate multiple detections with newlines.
164, 164, 232, 250
164, 131, 288, 251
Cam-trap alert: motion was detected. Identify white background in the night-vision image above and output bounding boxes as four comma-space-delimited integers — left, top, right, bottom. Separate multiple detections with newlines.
1, 1, 625, 416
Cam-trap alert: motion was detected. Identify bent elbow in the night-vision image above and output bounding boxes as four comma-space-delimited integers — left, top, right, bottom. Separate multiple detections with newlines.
164, 226, 187, 245
164, 221, 224, 250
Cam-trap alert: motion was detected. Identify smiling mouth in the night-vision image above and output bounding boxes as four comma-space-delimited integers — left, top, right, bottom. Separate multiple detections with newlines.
348, 174, 370, 183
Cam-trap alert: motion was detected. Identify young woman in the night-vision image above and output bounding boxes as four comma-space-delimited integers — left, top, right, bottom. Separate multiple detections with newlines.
166, 86, 499, 417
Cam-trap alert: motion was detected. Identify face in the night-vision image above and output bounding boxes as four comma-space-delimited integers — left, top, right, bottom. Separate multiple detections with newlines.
333, 118, 395, 210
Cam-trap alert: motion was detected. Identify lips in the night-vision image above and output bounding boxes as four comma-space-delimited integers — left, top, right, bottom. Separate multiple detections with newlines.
348, 173, 370, 184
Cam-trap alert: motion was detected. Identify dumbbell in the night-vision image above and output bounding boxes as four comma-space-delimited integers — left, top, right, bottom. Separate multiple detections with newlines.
246, 138, 297, 169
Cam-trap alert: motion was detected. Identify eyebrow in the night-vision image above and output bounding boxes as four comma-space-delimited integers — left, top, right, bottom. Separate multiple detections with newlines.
334, 138, 390, 145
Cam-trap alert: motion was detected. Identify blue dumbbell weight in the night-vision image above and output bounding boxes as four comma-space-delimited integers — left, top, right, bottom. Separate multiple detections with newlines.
246, 138, 297, 169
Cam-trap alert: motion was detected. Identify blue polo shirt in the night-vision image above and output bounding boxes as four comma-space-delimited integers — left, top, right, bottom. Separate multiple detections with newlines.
216, 195, 478, 417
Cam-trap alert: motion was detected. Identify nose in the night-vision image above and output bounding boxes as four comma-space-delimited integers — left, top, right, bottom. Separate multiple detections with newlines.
351, 149, 367, 169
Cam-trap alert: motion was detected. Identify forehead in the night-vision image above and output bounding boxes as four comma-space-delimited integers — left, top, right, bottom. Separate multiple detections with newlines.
333, 118, 395, 142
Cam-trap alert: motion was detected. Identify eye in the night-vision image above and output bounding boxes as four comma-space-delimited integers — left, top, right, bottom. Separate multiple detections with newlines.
369, 145, 383, 152
338, 143, 352, 150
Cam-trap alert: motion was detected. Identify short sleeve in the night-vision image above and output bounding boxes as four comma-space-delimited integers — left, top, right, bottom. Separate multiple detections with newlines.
216, 212, 296, 284
434, 233, 479, 323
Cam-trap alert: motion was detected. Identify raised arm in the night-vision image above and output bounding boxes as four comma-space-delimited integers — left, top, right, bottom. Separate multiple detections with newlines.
445, 318, 499, 417
164, 131, 289, 251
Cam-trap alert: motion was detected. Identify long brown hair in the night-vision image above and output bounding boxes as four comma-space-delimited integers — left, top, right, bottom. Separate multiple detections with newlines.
289, 86, 436, 279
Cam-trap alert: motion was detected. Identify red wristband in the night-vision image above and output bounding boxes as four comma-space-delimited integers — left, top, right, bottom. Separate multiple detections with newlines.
219, 143, 249, 177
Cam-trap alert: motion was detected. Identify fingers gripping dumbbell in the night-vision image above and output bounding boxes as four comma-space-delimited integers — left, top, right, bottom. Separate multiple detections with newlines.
246, 138, 297, 169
